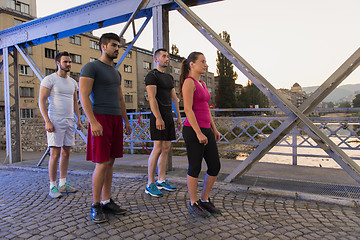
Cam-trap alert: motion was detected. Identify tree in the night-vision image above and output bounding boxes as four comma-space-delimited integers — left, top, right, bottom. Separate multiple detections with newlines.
237, 80, 269, 108
353, 94, 360, 107
216, 31, 238, 108
171, 44, 179, 56
325, 102, 335, 108
339, 101, 351, 108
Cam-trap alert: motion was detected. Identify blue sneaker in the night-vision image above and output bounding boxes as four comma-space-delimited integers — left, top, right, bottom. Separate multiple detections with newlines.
145, 183, 163, 197
156, 179, 177, 192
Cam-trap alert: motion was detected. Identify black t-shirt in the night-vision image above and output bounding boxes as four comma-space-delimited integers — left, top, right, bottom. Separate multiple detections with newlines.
145, 69, 174, 107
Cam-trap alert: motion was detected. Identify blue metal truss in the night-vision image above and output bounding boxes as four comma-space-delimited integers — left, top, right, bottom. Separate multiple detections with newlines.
172, 0, 360, 183
0, 0, 222, 53
0, 0, 222, 163
1, 0, 360, 184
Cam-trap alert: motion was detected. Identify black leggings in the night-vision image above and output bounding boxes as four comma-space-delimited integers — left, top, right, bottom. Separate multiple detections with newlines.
182, 126, 221, 178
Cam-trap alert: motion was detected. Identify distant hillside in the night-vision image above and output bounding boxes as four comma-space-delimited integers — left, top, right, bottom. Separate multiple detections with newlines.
302, 83, 360, 103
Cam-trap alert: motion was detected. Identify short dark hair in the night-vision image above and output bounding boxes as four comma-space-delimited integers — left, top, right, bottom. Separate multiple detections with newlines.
55, 51, 70, 63
154, 48, 168, 58
99, 33, 121, 52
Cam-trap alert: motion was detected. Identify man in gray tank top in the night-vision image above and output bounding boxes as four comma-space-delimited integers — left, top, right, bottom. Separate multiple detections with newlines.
80, 33, 132, 223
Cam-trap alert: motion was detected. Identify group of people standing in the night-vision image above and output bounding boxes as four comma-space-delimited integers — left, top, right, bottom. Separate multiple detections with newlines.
39, 32, 221, 223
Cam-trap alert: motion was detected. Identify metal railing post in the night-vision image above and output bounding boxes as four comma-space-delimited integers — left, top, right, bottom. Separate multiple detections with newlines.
130, 114, 134, 154
292, 127, 298, 166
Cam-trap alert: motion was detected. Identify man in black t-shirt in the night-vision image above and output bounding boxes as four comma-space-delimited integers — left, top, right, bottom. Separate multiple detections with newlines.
144, 49, 182, 197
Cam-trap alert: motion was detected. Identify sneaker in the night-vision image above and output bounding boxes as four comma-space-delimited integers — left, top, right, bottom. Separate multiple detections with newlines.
188, 201, 211, 218
156, 179, 177, 192
199, 198, 221, 214
102, 199, 127, 215
145, 183, 163, 197
90, 203, 107, 223
59, 183, 77, 193
49, 186, 62, 198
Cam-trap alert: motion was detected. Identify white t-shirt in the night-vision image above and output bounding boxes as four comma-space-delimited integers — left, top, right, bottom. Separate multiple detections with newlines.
41, 73, 78, 119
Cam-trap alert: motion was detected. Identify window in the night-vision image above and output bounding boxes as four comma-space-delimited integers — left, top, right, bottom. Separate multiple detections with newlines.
21, 109, 34, 119
124, 95, 133, 103
90, 57, 97, 62
45, 68, 56, 75
14, 18, 24, 26
208, 88, 212, 93
174, 67, 180, 75
21, 3, 29, 14
24, 46, 32, 55
124, 65, 132, 73
174, 80, 179, 87
89, 40, 100, 50
69, 36, 81, 45
70, 54, 81, 64
143, 61, 151, 70
200, 75, 205, 81
70, 72, 80, 81
7, 0, 15, 9
20, 87, 34, 97
144, 91, 148, 101
45, 48, 56, 59
124, 80, 132, 88
207, 76, 212, 84
19, 65, 33, 76
8, 0, 29, 14
126, 51, 132, 58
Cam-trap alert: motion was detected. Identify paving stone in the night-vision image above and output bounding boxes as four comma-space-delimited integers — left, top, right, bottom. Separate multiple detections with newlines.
1, 168, 360, 239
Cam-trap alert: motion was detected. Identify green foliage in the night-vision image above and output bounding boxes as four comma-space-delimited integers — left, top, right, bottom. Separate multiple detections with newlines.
339, 101, 351, 108
324, 101, 335, 108
353, 94, 360, 108
237, 81, 269, 108
216, 31, 238, 108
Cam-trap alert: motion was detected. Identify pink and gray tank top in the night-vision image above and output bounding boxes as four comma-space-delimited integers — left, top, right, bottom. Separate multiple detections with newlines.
183, 76, 211, 128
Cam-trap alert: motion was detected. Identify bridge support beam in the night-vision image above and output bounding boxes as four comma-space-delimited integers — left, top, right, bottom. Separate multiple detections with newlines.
173, 0, 360, 184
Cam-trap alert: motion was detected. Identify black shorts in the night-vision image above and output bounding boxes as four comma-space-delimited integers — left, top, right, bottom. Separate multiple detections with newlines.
150, 107, 176, 141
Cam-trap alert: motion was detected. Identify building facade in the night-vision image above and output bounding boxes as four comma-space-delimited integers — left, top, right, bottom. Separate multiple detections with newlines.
1, 0, 216, 118
0, 0, 139, 118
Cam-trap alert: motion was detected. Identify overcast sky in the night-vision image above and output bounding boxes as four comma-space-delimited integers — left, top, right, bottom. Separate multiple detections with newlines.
36, 0, 360, 89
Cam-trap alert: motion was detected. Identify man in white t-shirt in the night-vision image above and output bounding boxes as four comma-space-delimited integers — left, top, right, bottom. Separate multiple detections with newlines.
39, 51, 82, 198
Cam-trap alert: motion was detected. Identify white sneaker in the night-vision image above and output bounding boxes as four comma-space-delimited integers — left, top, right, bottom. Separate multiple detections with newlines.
49, 186, 62, 198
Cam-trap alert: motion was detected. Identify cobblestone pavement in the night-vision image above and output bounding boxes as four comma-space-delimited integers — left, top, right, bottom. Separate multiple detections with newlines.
1, 168, 360, 240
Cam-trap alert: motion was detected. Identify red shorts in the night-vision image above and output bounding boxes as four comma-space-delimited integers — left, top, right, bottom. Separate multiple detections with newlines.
86, 114, 123, 163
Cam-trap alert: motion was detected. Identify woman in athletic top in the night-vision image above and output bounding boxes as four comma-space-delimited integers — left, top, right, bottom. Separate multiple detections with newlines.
179, 52, 221, 218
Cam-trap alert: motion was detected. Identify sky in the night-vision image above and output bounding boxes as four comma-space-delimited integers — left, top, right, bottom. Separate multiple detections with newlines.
36, 0, 360, 89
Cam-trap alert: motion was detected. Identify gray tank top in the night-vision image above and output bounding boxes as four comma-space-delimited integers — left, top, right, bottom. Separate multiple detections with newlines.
80, 60, 122, 115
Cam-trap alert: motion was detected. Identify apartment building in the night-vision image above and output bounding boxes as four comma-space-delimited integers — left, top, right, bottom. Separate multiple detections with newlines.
1, 0, 216, 117
0, 0, 138, 118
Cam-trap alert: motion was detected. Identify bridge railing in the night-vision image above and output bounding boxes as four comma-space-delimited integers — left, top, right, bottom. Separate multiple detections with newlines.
123, 108, 360, 165
1, 108, 359, 165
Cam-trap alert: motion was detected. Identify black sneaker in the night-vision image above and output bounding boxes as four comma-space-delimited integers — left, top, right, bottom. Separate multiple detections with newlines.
188, 201, 211, 218
90, 203, 107, 223
102, 199, 127, 215
199, 198, 222, 214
